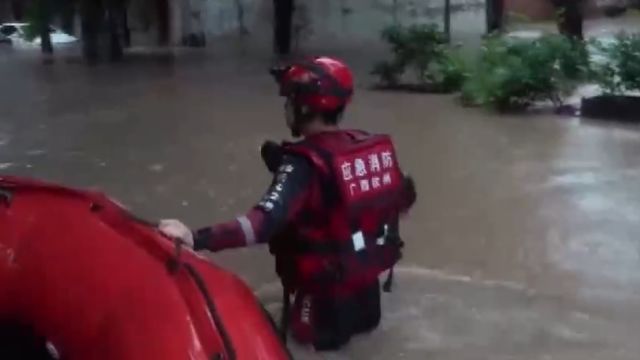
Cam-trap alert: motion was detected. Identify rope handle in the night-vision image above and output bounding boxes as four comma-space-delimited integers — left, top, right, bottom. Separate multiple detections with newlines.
125, 213, 184, 275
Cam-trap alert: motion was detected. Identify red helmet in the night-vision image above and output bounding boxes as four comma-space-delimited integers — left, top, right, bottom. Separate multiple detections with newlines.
270, 56, 354, 113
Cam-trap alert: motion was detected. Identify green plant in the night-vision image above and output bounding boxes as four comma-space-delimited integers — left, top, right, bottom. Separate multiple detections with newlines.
22, 24, 39, 42
23, 0, 46, 41
462, 34, 589, 110
371, 24, 467, 91
430, 48, 469, 92
590, 33, 640, 95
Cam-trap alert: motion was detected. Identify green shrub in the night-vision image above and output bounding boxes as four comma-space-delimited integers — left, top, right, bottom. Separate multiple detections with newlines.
590, 33, 640, 95
371, 24, 468, 92
431, 49, 469, 92
23, 0, 47, 41
462, 34, 589, 111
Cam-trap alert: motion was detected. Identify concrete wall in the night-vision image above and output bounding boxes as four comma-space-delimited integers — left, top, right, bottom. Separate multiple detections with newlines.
298, 0, 486, 44
179, 0, 487, 47
505, 0, 555, 20
505, 0, 615, 21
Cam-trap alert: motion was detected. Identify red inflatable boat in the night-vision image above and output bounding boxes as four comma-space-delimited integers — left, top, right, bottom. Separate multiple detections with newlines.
0, 176, 290, 360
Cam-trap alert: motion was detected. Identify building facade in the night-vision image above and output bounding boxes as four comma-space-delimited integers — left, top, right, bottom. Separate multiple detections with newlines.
173, 0, 487, 47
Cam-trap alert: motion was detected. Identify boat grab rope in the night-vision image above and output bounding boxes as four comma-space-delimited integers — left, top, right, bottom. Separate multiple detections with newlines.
122, 211, 237, 360
167, 239, 237, 360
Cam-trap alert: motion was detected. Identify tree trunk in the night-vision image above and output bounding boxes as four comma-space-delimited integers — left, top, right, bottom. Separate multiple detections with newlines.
40, 26, 53, 54
156, 0, 170, 45
38, 0, 53, 55
123, 6, 131, 47
552, 0, 584, 40
273, 0, 293, 55
81, 0, 102, 64
444, 0, 451, 41
107, 5, 123, 61
486, 0, 504, 34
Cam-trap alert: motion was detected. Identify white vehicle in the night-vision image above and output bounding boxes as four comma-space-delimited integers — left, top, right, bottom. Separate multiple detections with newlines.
0, 22, 78, 46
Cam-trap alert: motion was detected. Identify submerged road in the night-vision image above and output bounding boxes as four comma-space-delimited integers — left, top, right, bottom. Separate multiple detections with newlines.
1, 43, 639, 359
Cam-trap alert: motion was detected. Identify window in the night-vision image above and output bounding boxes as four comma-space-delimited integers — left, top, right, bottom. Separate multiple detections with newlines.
0, 25, 18, 37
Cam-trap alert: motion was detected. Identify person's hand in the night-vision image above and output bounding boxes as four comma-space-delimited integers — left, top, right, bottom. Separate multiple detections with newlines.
158, 219, 194, 248
260, 140, 284, 173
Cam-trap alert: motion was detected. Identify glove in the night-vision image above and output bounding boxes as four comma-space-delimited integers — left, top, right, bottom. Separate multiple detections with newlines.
400, 174, 417, 213
269, 65, 291, 84
260, 140, 284, 173
158, 219, 194, 248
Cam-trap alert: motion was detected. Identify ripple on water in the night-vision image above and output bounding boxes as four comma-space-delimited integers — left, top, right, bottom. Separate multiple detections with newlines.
255, 266, 638, 360
0, 133, 10, 147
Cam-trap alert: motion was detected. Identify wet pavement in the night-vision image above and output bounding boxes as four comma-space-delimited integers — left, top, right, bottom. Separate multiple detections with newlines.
1, 40, 640, 359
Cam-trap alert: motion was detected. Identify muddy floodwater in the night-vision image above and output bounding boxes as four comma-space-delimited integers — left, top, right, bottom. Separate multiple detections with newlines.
1, 43, 640, 359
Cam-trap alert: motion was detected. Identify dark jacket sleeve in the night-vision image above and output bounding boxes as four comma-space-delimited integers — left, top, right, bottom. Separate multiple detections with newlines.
399, 174, 417, 213
192, 155, 312, 251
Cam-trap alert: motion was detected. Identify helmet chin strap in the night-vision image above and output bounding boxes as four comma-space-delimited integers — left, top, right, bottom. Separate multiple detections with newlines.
287, 101, 313, 138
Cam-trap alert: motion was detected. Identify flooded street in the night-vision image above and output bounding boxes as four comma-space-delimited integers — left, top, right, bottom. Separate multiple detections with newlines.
1, 43, 640, 359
